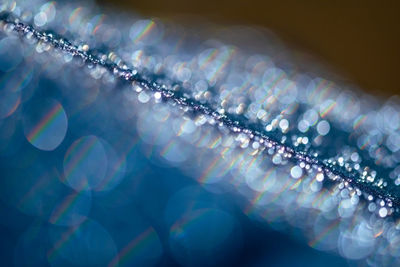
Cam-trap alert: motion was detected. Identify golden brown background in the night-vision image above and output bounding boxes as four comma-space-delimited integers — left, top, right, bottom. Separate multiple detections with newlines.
97, 0, 399, 97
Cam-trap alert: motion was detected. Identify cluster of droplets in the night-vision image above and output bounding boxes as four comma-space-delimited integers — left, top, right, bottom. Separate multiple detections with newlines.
2, 0, 400, 265
3, 14, 390, 206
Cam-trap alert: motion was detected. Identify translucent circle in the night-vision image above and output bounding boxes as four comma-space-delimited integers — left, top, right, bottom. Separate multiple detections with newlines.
311, 215, 340, 251
317, 120, 330, 136
40, 2, 56, 22
93, 140, 126, 192
304, 109, 319, 126
290, 165, 303, 179
164, 186, 221, 227
196, 151, 231, 184
0, 87, 20, 119
338, 200, 356, 218
0, 166, 64, 219
100, 207, 163, 267
138, 91, 150, 103
338, 225, 375, 260
165, 186, 241, 265
160, 140, 189, 164
316, 173, 324, 182
109, 226, 162, 267
137, 109, 173, 146
279, 119, 289, 131
34, 12, 47, 27
23, 99, 68, 151
379, 207, 388, 218
275, 79, 297, 104
246, 168, 277, 192
63, 135, 108, 191
49, 190, 91, 226
130, 19, 162, 46
48, 219, 117, 266
0, 65, 32, 118
198, 46, 233, 84
0, 116, 24, 157
272, 153, 282, 165
3, 65, 34, 93
0, 36, 23, 72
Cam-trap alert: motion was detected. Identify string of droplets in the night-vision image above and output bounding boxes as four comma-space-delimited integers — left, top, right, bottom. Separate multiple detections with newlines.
0, 11, 397, 215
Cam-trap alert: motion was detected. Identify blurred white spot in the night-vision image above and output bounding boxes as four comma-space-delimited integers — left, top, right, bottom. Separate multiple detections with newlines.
317, 120, 330, 136
138, 91, 150, 103
379, 207, 388, 218
290, 166, 302, 179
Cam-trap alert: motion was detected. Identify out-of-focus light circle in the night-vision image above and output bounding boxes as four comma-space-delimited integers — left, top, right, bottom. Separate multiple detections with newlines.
93, 140, 126, 192
290, 165, 303, 179
23, 98, 68, 151
196, 151, 231, 184
0, 87, 20, 119
130, 19, 162, 46
310, 215, 340, 251
109, 226, 162, 267
47, 219, 117, 266
338, 225, 375, 260
34, 12, 47, 27
137, 110, 173, 146
99, 207, 163, 267
0, 115, 24, 157
165, 186, 241, 266
159, 140, 190, 164
0, 166, 64, 219
49, 189, 92, 227
63, 135, 108, 191
317, 120, 330, 136
0, 57, 34, 119
0, 36, 23, 72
